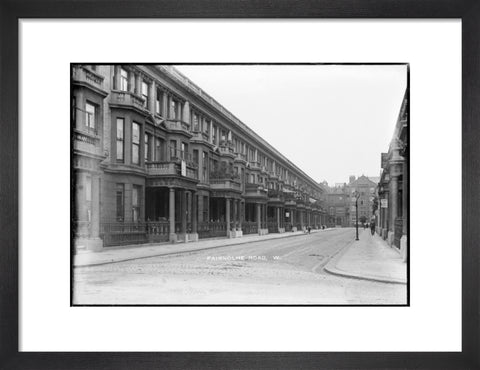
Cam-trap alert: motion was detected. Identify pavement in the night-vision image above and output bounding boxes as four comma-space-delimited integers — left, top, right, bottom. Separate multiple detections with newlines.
73, 228, 330, 268
74, 227, 408, 286
324, 228, 407, 285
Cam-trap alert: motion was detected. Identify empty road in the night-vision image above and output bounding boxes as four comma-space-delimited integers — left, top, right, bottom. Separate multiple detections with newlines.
73, 228, 406, 305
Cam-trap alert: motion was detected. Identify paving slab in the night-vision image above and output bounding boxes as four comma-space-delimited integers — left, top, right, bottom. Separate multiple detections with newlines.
324, 229, 407, 284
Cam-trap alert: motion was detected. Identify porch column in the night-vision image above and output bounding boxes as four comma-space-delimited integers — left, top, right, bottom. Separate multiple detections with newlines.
389, 176, 399, 231
148, 80, 155, 113
128, 71, 135, 93
192, 191, 197, 233
183, 101, 190, 124
263, 204, 267, 228
169, 188, 175, 237
91, 175, 100, 238
291, 209, 295, 226
135, 73, 142, 95
233, 199, 238, 230
181, 190, 187, 234
384, 193, 389, 230
256, 203, 261, 230
226, 198, 231, 235
162, 92, 168, 118
238, 200, 243, 229
114, 66, 121, 90
276, 207, 280, 229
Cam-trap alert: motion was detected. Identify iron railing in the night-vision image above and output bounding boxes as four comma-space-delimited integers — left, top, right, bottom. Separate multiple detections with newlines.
100, 221, 170, 246
74, 220, 91, 238
242, 221, 258, 235
197, 221, 227, 239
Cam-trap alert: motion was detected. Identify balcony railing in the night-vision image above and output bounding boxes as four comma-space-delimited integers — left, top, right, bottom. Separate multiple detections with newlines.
267, 189, 284, 202
146, 162, 177, 176
198, 221, 227, 238
165, 119, 191, 134
242, 221, 258, 235
210, 168, 240, 180
245, 182, 263, 190
234, 153, 247, 162
249, 161, 261, 170
74, 128, 100, 145
191, 130, 209, 142
219, 139, 234, 148
73, 129, 102, 156
210, 178, 241, 192
219, 145, 235, 156
186, 168, 199, 180
110, 90, 145, 111
245, 182, 267, 197
146, 161, 198, 180
72, 65, 105, 91
100, 221, 170, 246
268, 171, 279, 180
168, 148, 197, 166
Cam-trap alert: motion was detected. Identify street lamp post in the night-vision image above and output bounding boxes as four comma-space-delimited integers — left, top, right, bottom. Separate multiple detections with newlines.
353, 191, 360, 241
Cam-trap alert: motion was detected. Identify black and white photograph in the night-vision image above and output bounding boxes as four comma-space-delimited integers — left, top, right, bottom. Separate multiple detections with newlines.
72, 63, 408, 305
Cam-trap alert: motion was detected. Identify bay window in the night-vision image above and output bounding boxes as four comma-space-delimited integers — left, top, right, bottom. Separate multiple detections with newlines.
116, 118, 124, 162
132, 122, 140, 165
120, 68, 128, 91
85, 102, 96, 131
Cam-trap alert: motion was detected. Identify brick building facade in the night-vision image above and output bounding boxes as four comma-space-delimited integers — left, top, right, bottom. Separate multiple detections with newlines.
348, 175, 377, 226
323, 184, 350, 228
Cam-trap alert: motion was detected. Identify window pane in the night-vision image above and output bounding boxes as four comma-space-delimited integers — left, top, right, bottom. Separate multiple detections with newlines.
116, 118, 124, 161
132, 145, 139, 164
192, 113, 199, 131
120, 68, 128, 91
142, 82, 148, 107
132, 122, 140, 144
132, 123, 140, 164
145, 134, 149, 161
170, 100, 176, 119
155, 138, 162, 161
85, 102, 95, 129
117, 141, 123, 161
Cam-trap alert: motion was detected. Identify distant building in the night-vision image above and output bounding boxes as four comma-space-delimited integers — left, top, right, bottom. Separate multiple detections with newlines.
348, 175, 377, 226
378, 87, 408, 261
325, 185, 350, 227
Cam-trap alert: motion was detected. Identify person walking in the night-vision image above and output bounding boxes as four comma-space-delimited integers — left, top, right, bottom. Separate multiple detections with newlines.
370, 220, 375, 236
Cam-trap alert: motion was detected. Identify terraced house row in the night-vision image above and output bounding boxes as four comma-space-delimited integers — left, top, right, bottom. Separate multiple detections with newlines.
72, 64, 326, 251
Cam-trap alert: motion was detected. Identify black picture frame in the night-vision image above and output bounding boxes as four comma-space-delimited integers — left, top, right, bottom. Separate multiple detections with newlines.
1, 1, 478, 369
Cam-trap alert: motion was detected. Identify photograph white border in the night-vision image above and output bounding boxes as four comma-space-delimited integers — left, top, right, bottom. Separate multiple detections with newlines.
19, 19, 461, 352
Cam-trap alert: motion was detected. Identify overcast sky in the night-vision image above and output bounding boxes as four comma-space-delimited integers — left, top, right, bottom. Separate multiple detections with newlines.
174, 64, 407, 186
